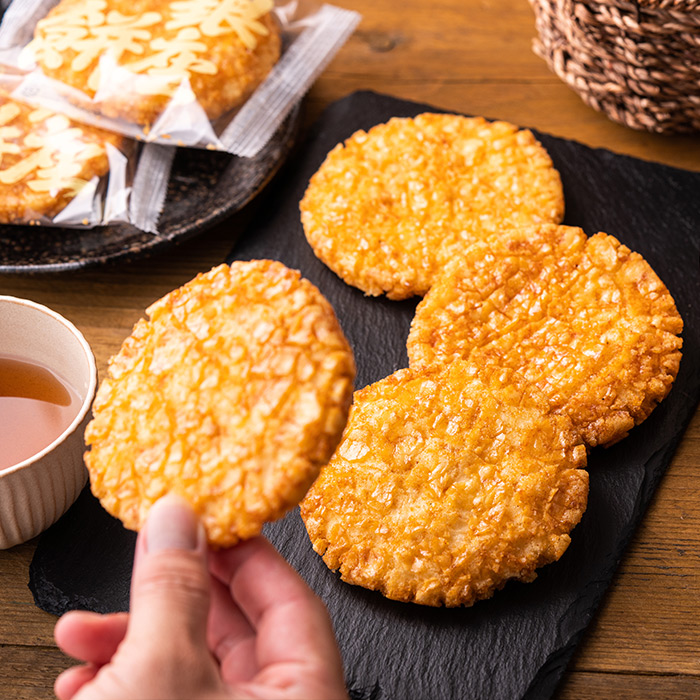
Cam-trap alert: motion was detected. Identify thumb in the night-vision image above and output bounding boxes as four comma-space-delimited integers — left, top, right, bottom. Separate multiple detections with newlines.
127, 495, 210, 652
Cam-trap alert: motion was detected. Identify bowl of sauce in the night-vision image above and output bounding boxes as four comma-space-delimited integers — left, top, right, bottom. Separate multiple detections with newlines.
0, 296, 97, 548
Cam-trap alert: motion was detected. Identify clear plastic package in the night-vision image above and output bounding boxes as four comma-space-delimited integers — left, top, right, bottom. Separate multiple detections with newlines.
0, 0, 360, 156
0, 73, 171, 230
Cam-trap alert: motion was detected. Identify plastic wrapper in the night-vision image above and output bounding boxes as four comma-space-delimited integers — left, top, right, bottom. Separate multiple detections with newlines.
0, 72, 171, 230
0, 0, 361, 156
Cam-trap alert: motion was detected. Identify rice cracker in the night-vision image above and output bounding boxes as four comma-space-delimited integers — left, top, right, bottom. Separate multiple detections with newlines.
85, 260, 356, 547
0, 90, 122, 223
301, 360, 589, 607
22, 0, 281, 126
407, 224, 684, 447
300, 113, 564, 299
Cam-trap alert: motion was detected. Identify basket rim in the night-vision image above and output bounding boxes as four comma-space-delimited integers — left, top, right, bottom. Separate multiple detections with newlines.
531, 0, 700, 14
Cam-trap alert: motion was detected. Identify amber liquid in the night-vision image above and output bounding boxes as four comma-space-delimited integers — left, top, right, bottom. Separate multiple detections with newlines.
0, 355, 81, 470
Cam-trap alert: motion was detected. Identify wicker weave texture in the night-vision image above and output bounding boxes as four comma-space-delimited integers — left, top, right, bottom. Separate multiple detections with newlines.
529, 0, 700, 134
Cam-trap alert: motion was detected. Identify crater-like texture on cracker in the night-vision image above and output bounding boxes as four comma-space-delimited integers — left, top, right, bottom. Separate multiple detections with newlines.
0, 91, 122, 223
301, 361, 589, 607
300, 113, 564, 300
85, 261, 356, 547
23, 0, 281, 126
408, 225, 684, 447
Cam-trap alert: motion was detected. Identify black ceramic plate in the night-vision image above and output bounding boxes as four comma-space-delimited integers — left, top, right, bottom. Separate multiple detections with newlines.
0, 106, 300, 274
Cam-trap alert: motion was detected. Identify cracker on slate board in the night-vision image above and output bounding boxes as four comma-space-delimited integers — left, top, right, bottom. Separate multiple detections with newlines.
29, 91, 700, 700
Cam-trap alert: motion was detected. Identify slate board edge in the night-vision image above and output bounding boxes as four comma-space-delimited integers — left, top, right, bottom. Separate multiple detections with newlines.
303, 89, 700, 179
521, 406, 698, 699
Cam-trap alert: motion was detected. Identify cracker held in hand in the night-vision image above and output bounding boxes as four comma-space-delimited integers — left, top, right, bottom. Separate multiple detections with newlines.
407, 224, 684, 447
85, 261, 356, 547
22, 0, 281, 126
299, 113, 564, 300
0, 91, 122, 223
301, 361, 589, 607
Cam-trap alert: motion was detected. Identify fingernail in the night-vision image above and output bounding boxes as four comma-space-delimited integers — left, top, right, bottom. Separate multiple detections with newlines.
146, 495, 203, 552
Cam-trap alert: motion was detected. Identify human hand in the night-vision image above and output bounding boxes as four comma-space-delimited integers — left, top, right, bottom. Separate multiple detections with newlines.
54, 495, 349, 700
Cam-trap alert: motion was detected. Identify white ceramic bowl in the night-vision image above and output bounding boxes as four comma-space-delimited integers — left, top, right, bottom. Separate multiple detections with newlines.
0, 296, 97, 549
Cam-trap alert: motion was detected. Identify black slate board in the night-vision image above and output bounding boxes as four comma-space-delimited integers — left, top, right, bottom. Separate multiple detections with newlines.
29, 91, 700, 700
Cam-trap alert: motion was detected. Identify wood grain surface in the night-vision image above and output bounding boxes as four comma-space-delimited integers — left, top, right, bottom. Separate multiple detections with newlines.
1, 0, 699, 697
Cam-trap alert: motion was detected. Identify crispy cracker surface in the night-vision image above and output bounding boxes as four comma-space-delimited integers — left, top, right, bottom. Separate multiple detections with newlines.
23, 0, 281, 126
300, 361, 588, 607
299, 113, 564, 300
85, 261, 356, 547
0, 91, 122, 223
407, 224, 684, 447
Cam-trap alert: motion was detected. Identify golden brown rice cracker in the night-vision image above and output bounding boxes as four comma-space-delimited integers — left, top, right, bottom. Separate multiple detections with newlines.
0, 91, 122, 223
407, 224, 684, 447
23, 0, 281, 126
301, 360, 589, 607
299, 113, 564, 300
85, 261, 356, 548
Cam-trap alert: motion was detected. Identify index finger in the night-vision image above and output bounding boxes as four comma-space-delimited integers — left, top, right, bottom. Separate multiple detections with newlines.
209, 537, 345, 683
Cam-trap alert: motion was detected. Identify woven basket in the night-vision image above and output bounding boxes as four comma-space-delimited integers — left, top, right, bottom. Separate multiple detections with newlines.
529, 0, 700, 134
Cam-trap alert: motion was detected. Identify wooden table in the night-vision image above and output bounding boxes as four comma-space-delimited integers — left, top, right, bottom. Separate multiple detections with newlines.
1, 0, 699, 697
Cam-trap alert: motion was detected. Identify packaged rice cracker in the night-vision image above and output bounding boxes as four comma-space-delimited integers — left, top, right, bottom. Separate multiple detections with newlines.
0, 0, 360, 156
0, 72, 170, 229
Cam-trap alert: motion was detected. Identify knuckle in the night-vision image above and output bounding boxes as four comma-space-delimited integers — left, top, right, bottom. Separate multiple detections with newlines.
137, 553, 210, 608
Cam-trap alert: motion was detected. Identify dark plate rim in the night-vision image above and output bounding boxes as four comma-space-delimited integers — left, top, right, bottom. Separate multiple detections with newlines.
0, 104, 301, 275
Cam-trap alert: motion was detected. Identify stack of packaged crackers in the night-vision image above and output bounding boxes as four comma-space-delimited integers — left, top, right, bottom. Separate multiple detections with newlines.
0, 0, 360, 229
